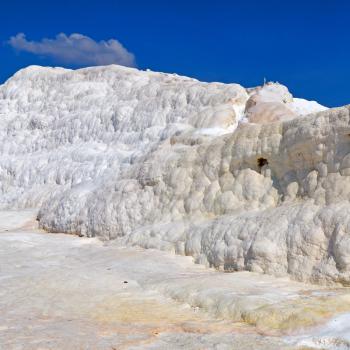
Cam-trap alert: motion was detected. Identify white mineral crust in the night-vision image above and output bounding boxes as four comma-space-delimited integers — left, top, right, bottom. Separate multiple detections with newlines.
3, 65, 350, 285
2, 211, 350, 349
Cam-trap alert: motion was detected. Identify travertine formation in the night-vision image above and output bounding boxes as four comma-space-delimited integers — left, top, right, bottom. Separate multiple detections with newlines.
4, 65, 350, 285
5, 211, 350, 350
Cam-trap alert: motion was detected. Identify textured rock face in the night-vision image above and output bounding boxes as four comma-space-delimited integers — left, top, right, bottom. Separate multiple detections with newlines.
245, 82, 327, 123
0, 65, 247, 208
3, 64, 350, 285
40, 104, 350, 285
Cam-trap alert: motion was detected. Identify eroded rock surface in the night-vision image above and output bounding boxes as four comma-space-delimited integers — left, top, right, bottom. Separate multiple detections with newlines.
2, 64, 350, 284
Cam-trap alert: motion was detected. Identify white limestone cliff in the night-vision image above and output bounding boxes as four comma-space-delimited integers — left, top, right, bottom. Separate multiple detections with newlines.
4, 64, 350, 285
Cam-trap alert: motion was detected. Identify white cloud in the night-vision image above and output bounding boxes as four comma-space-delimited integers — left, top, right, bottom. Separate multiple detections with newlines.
8, 33, 136, 67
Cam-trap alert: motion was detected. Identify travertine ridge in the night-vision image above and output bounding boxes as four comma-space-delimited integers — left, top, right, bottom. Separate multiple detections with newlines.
3, 64, 350, 284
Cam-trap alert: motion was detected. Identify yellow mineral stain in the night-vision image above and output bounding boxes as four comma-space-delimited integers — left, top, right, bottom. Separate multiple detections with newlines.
91, 295, 250, 336
244, 293, 350, 335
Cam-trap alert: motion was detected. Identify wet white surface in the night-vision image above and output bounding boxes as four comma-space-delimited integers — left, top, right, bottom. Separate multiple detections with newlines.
1, 211, 350, 349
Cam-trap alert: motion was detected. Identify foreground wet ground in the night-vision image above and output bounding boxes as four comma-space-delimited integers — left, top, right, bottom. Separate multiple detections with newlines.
1, 211, 350, 349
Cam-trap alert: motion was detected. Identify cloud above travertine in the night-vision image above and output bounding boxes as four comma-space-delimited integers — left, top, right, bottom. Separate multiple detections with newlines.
8, 33, 136, 67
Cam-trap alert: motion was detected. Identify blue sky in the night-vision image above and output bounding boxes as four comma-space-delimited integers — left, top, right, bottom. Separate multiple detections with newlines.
0, 0, 349, 107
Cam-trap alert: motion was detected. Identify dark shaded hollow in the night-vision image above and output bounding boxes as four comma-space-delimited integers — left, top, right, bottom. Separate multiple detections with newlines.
257, 157, 269, 168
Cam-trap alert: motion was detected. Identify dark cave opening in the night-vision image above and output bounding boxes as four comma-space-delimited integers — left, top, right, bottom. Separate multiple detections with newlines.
257, 157, 269, 169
